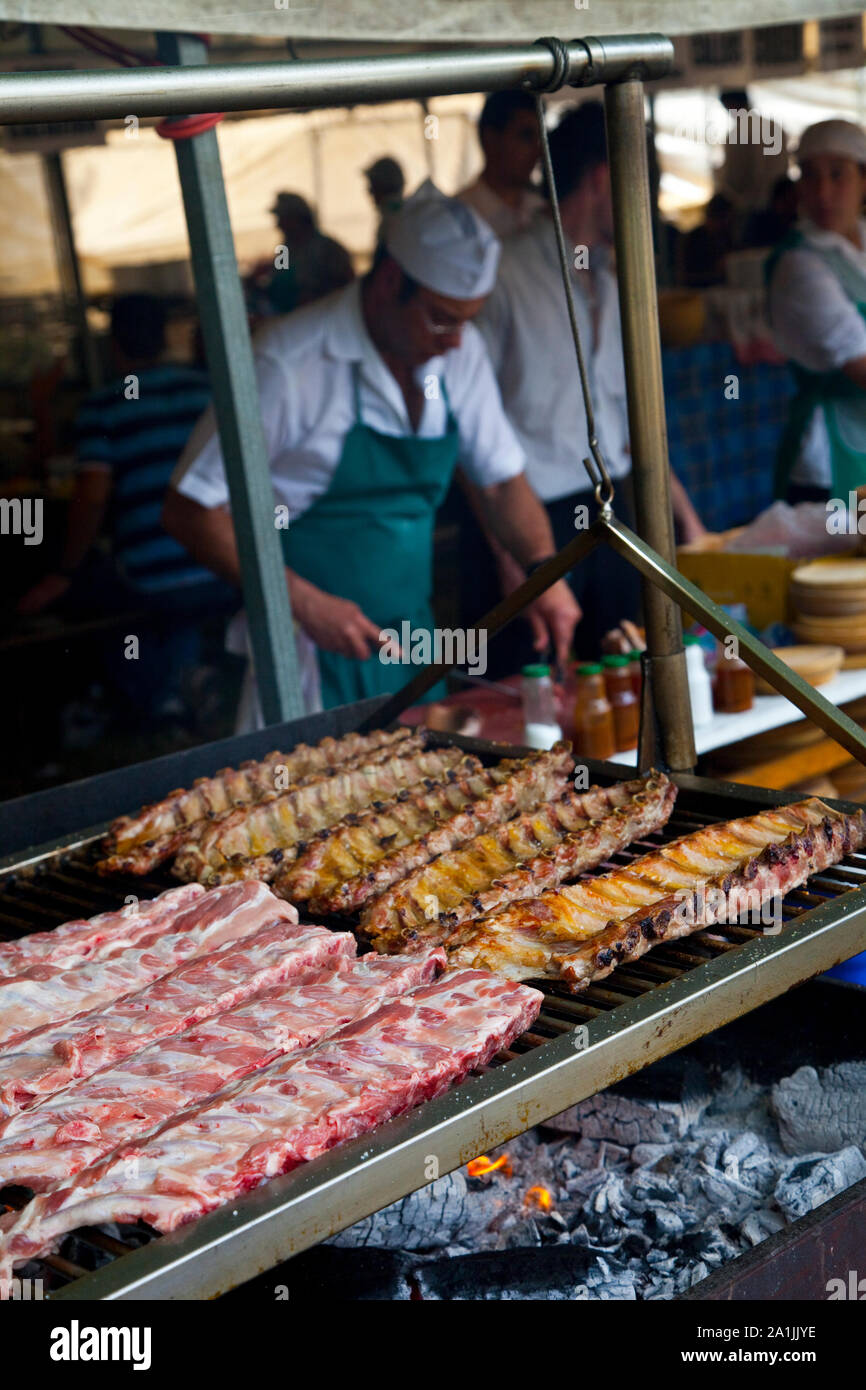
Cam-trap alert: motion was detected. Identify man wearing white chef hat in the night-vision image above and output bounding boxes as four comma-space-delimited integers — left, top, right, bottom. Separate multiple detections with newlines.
164, 180, 578, 725
768, 118, 866, 503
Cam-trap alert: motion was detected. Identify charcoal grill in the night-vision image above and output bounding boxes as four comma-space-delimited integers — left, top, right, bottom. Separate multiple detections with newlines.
2, 708, 866, 1300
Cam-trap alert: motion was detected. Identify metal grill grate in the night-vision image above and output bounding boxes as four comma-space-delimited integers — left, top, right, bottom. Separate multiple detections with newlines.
2, 769, 866, 1299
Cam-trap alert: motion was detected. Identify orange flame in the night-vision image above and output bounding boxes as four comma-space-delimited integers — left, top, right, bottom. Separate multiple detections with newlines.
467, 1153, 512, 1178
524, 1185, 552, 1212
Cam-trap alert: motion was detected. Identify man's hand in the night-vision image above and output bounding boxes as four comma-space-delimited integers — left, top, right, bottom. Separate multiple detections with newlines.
528, 579, 581, 670
495, 553, 581, 668
16, 572, 71, 616
291, 577, 386, 661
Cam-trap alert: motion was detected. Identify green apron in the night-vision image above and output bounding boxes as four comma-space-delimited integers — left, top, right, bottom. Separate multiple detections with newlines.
281, 365, 458, 709
768, 230, 866, 498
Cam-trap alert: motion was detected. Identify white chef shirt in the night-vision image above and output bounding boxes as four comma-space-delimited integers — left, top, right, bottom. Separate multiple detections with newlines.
173, 279, 526, 725
768, 217, 866, 487
173, 278, 525, 514
476, 213, 631, 504
457, 178, 544, 239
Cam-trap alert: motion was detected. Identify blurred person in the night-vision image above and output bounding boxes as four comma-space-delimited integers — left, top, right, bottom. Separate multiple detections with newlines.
768, 120, 866, 503
17, 294, 236, 720
677, 192, 736, 287
458, 90, 543, 238
477, 102, 706, 659
249, 191, 354, 318
164, 182, 578, 724
715, 87, 790, 241
365, 156, 405, 245
744, 174, 798, 250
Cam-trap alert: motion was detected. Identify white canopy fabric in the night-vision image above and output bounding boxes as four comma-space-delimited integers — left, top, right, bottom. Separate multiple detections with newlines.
0, 0, 860, 40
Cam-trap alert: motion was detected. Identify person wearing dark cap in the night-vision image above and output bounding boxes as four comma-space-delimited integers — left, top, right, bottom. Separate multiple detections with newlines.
257, 191, 354, 316
365, 157, 405, 215
477, 102, 704, 658
365, 156, 406, 250
458, 90, 543, 238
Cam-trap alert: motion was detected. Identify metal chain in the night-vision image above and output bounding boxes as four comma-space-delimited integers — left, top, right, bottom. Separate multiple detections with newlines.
527, 40, 616, 514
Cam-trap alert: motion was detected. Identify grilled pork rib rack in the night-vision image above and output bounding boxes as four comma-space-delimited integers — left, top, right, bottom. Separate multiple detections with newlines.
280, 742, 574, 912
451, 797, 866, 988
98, 726, 416, 875
361, 771, 676, 951
173, 740, 469, 886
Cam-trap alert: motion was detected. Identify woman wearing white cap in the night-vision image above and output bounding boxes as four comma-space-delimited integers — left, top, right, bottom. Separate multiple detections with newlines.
767, 119, 866, 502
163, 181, 578, 725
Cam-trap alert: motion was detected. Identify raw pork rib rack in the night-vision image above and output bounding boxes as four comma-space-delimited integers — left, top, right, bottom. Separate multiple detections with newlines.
2, 728, 866, 1299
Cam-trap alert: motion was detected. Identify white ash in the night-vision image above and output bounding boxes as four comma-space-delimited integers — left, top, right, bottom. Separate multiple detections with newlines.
772, 1061, 866, 1156
330, 1059, 866, 1299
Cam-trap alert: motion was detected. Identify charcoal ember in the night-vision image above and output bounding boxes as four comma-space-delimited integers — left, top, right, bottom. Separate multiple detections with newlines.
502, 1217, 542, 1248
699, 1167, 763, 1221
563, 1166, 613, 1201
721, 1132, 777, 1196
590, 1172, 632, 1223
549, 1093, 680, 1146
774, 1146, 866, 1222
740, 1208, 786, 1247
646, 1205, 685, 1241
772, 1063, 866, 1157
413, 1247, 593, 1300
329, 1172, 494, 1251
645, 1277, 676, 1300
678, 1224, 742, 1269
632, 1143, 677, 1170
569, 1220, 624, 1255
225, 1247, 413, 1301
585, 1255, 637, 1300
537, 1209, 569, 1241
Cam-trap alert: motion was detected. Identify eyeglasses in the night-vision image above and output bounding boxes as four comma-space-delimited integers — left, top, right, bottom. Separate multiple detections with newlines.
417, 300, 464, 337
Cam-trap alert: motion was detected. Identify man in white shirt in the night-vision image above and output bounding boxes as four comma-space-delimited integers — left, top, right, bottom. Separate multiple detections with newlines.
164, 182, 578, 721
477, 102, 704, 657
458, 90, 544, 239
767, 119, 866, 502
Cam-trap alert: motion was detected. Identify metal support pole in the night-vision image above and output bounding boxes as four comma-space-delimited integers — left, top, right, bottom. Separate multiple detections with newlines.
41, 151, 102, 391
0, 36, 675, 124
156, 31, 304, 725
604, 77, 696, 773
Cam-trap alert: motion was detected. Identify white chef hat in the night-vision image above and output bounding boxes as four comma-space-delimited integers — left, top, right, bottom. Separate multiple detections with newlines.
796, 119, 866, 168
384, 179, 500, 299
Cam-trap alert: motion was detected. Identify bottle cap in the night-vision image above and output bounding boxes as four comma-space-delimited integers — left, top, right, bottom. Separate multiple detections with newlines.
628, 649, 643, 660
602, 654, 630, 667
521, 664, 550, 678
683, 634, 701, 646
577, 663, 603, 675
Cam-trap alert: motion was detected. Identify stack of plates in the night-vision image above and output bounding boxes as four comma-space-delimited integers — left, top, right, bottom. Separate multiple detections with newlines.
791, 559, 866, 651
754, 644, 844, 695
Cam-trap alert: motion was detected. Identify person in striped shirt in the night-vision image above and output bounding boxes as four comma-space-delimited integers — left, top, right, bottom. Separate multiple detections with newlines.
18, 294, 236, 718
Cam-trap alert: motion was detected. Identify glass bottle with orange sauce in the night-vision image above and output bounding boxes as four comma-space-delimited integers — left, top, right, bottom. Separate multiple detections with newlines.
573, 664, 617, 760
602, 654, 640, 752
713, 649, 755, 713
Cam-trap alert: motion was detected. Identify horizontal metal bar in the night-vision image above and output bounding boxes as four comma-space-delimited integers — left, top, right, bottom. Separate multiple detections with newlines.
50, 883, 866, 1300
358, 520, 605, 730
603, 516, 866, 768
0, 35, 673, 125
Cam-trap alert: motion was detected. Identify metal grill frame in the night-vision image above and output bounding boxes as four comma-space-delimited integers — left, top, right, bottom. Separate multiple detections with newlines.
3, 735, 866, 1300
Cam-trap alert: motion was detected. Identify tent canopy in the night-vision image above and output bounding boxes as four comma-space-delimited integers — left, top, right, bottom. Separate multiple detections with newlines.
0, 0, 860, 41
